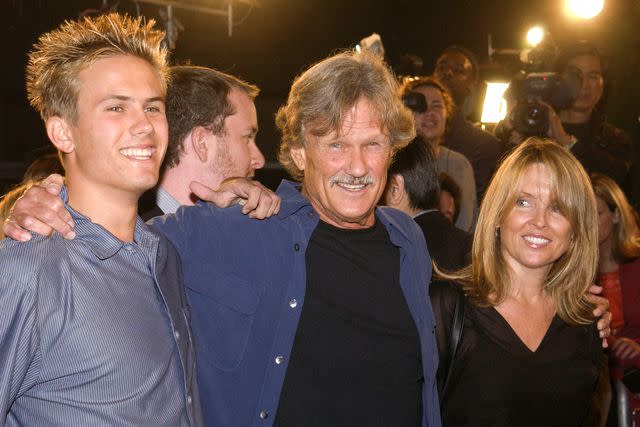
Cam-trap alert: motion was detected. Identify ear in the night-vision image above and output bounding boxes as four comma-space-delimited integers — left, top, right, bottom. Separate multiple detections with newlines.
190, 126, 210, 163
613, 208, 621, 225
46, 116, 75, 154
386, 174, 406, 206
290, 145, 307, 172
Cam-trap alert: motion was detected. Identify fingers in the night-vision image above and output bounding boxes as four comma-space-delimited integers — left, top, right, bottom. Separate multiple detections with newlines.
613, 339, 640, 360
588, 293, 609, 317
509, 130, 524, 146
596, 311, 612, 338
243, 183, 280, 219
190, 178, 281, 219
2, 219, 33, 242
42, 173, 65, 195
190, 181, 226, 205
14, 200, 74, 239
588, 284, 603, 295
6, 184, 75, 240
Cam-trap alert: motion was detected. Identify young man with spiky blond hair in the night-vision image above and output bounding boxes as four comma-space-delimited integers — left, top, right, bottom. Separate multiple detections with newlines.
0, 14, 203, 426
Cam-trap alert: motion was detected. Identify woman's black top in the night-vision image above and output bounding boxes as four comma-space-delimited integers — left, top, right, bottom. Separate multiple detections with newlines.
430, 281, 602, 427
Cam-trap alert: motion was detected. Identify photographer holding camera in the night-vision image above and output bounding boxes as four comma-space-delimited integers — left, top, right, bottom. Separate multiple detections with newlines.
499, 41, 633, 190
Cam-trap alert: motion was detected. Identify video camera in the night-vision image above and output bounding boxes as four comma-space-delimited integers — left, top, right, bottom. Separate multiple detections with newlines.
401, 91, 427, 113
506, 41, 582, 136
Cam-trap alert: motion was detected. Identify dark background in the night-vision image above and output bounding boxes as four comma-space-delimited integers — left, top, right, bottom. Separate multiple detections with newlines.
2, 0, 640, 190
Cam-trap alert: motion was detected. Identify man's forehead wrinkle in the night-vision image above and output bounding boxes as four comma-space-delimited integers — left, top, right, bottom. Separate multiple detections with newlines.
338, 103, 383, 135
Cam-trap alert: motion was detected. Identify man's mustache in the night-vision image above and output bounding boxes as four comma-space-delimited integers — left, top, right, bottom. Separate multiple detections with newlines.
329, 174, 374, 187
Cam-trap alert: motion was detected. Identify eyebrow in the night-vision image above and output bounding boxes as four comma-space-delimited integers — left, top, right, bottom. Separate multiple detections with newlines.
100, 95, 165, 103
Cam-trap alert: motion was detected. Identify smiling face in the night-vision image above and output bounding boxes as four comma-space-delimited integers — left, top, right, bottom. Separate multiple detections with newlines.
500, 163, 573, 279
58, 54, 167, 199
291, 97, 392, 229
411, 85, 447, 143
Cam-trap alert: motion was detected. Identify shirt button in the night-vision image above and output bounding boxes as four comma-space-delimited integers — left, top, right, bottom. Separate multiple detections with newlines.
293, 243, 300, 251
187, 395, 192, 405
275, 355, 284, 364
259, 410, 269, 419
174, 331, 180, 341
289, 299, 297, 308
307, 211, 314, 218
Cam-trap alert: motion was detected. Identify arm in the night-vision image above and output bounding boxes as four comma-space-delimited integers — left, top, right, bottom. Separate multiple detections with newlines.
2, 174, 74, 242
0, 274, 39, 423
3, 174, 281, 241
190, 177, 281, 219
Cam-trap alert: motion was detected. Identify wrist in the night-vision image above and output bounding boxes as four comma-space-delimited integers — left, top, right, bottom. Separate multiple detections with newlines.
565, 134, 578, 150
558, 132, 576, 149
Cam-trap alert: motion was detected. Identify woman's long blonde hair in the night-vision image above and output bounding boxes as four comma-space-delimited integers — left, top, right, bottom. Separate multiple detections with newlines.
440, 138, 598, 325
592, 173, 640, 261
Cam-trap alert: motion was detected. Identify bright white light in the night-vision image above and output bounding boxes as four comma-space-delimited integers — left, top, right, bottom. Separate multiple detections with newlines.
481, 82, 510, 124
526, 26, 545, 47
565, 0, 604, 19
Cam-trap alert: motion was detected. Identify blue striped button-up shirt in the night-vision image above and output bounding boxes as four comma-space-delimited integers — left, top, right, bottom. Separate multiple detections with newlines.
0, 190, 203, 426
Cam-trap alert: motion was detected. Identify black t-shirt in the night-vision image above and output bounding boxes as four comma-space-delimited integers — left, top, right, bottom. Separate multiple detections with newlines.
274, 218, 423, 426
431, 282, 602, 427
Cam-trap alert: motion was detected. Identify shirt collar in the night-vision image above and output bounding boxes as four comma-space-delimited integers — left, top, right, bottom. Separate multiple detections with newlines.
60, 186, 158, 260
274, 180, 313, 219
155, 186, 181, 215
412, 209, 439, 219
274, 180, 414, 245
376, 206, 415, 246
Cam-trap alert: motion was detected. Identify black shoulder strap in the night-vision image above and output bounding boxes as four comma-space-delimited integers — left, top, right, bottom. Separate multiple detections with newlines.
441, 285, 465, 402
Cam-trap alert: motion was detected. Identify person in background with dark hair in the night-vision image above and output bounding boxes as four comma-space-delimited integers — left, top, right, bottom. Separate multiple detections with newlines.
400, 76, 477, 232
139, 65, 266, 219
438, 172, 461, 224
500, 41, 633, 192
434, 45, 503, 201
556, 42, 633, 190
384, 136, 471, 271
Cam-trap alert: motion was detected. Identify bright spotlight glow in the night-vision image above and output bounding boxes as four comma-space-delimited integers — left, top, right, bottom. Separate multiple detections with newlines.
565, 0, 604, 19
526, 26, 545, 47
481, 82, 510, 124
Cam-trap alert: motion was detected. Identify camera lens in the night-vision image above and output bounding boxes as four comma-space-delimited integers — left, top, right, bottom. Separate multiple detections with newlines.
526, 105, 544, 125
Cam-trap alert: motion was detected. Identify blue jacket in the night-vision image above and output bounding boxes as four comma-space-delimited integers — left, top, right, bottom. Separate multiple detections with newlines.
151, 180, 441, 427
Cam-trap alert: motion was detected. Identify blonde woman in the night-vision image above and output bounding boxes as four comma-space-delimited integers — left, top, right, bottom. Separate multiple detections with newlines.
433, 137, 603, 425
593, 173, 640, 379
